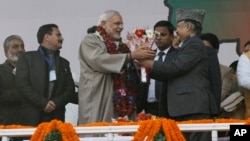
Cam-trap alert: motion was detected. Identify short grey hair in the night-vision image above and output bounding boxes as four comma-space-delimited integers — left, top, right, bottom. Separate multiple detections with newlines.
3, 35, 23, 50
97, 10, 120, 26
181, 20, 203, 35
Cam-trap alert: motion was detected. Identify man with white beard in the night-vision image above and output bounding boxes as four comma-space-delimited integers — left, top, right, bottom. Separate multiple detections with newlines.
0, 35, 25, 141
0, 35, 25, 123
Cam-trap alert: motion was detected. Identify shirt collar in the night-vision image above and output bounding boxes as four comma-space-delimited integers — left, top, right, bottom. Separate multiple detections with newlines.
156, 47, 171, 55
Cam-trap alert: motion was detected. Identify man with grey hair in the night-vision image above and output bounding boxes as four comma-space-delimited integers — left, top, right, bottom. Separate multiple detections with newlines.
140, 8, 218, 141
78, 10, 155, 124
0, 35, 25, 141
3, 35, 25, 68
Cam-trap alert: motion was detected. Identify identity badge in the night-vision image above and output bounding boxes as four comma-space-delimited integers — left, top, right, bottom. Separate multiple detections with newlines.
49, 70, 57, 81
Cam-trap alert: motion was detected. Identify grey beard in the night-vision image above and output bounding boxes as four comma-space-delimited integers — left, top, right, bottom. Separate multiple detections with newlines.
8, 52, 19, 62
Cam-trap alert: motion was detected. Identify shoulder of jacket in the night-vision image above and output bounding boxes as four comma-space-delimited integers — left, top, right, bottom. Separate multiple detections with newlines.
22, 50, 39, 56
59, 56, 70, 65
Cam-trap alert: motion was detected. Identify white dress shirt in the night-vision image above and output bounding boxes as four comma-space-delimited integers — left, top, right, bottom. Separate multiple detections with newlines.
147, 47, 171, 102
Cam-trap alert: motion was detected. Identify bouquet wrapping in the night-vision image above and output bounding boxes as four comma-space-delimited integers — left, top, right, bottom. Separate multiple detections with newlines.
127, 29, 155, 83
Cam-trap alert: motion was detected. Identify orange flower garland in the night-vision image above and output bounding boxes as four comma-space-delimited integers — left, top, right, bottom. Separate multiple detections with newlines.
177, 118, 247, 124
30, 120, 79, 141
133, 118, 186, 141
0, 124, 33, 129
146, 119, 162, 141
162, 119, 172, 141
80, 122, 110, 127
133, 120, 153, 141
156, 118, 186, 141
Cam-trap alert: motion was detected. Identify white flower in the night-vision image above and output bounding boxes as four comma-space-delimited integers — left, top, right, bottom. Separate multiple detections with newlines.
145, 29, 154, 38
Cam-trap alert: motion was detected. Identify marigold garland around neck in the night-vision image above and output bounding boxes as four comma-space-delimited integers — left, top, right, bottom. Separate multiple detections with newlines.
96, 26, 140, 117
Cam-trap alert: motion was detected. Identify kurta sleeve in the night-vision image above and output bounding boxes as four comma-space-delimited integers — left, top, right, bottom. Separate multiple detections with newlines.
79, 34, 127, 74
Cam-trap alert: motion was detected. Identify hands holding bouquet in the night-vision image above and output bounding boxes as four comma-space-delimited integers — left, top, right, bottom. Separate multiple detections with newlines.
127, 29, 155, 51
126, 28, 156, 83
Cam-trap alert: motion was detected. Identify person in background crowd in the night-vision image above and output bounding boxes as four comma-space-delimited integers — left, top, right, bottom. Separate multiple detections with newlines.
15, 24, 75, 126
199, 33, 222, 114
78, 10, 155, 124
221, 60, 245, 119
237, 41, 250, 118
140, 8, 218, 141
0, 35, 25, 141
200, 32, 234, 110
136, 20, 176, 117
243, 40, 250, 53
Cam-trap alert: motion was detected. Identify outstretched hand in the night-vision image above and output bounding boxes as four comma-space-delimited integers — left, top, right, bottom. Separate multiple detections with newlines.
131, 46, 155, 61
138, 59, 154, 69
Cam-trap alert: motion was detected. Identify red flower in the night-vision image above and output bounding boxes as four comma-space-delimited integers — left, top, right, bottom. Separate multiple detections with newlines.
134, 29, 145, 38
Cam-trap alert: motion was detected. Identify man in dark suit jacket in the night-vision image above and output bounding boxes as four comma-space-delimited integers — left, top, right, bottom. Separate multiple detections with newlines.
0, 35, 25, 126
15, 24, 75, 126
136, 20, 176, 116
0, 35, 25, 141
140, 8, 218, 141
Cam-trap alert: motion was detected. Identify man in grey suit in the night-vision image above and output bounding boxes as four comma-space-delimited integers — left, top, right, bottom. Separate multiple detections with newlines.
140, 8, 218, 141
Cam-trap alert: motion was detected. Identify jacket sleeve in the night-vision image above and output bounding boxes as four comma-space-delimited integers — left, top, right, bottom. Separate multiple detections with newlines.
50, 59, 75, 109
151, 39, 205, 81
15, 53, 48, 110
0, 88, 20, 103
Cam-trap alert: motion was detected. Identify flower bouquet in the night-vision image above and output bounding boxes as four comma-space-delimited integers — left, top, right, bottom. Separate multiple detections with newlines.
126, 28, 155, 83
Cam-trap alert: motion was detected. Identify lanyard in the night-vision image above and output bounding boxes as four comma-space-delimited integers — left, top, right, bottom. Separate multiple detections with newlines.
39, 47, 55, 70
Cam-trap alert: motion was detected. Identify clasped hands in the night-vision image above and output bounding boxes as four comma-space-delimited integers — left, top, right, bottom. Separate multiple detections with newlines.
130, 46, 155, 69
44, 100, 56, 113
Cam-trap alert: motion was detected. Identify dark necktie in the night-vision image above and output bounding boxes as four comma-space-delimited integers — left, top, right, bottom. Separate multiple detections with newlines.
155, 52, 165, 100
157, 52, 165, 62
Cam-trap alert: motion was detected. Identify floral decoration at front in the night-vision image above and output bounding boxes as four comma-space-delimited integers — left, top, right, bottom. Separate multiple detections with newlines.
127, 28, 155, 52
136, 110, 152, 121
30, 120, 79, 141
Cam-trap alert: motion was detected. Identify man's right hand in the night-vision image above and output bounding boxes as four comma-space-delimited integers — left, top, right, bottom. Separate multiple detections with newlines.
44, 100, 56, 113
131, 46, 156, 61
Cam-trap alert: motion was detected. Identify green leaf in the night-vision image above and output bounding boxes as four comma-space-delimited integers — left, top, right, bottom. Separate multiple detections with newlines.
44, 129, 62, 141
154, 129, 166, 141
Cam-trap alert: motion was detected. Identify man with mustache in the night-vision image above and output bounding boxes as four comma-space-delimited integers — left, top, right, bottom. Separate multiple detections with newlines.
15, 24, 75, 126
